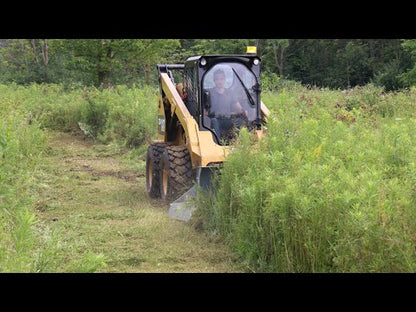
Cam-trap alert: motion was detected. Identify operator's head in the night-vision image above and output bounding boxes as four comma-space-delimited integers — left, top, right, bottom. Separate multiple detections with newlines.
213, 69, 226, 89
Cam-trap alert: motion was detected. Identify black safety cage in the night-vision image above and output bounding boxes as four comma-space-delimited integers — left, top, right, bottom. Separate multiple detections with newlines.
156, 54, 262, 143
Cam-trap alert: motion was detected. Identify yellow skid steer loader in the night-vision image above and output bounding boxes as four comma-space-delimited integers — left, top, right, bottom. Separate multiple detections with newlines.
146, 47, 269, 221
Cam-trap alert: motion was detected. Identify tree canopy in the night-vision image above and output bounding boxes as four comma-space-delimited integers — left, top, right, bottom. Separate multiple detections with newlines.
0, 39, 414, 90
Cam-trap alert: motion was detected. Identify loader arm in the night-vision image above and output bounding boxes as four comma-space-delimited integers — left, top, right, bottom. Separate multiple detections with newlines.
159, 72, 230, 168
261, 100, 270, 119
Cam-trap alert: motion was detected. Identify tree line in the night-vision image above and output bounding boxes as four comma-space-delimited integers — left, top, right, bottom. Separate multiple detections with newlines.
1, 39, 415, 90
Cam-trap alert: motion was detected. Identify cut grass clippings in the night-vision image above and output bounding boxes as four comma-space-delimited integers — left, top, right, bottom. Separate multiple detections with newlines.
32, 130, 245, 273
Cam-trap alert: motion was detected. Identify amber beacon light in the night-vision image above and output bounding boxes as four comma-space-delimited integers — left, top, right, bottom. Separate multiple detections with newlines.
246, 46, 257, 54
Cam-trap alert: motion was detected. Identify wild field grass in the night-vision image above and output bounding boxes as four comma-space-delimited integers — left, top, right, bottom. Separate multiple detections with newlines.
0, 83, 154, 272
0, 101, 56, 271
3, 82, 416, 272
30, 131, 243, 272
0, 83, 242, 272
197, 84, 416, 272
0, 83, 159, 147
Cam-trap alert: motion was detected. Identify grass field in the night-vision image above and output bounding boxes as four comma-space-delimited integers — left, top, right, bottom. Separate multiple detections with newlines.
33, 130, 244, 272
197, 85, 416, 272
2, 82, 416, 272
0, 84, 244, 272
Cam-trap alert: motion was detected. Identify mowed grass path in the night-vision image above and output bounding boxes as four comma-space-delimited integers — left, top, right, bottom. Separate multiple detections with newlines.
34, 131, 245, 272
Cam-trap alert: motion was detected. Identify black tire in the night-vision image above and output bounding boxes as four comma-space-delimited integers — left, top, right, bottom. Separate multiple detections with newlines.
159, 145, 194, 201
145, 143, 166, 198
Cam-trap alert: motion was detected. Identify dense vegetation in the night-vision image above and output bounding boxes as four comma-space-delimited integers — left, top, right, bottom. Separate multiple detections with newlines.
3, 80, 416, 272
1, 39, 416, 90
0, 83, 157, 271
2, 39, 416, 272
197, 84, 416, 272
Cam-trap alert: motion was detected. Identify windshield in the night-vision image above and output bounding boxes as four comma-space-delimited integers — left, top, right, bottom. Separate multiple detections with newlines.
202, 62, 258, 144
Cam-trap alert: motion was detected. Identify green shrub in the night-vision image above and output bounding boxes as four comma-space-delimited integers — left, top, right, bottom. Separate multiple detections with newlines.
0, 83, 159, 148
79, 87, 110, 138
101, 85, 158, 147
261, 72, 303, 92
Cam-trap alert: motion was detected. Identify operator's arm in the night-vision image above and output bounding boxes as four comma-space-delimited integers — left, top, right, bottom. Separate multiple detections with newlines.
233, 101, 247, 118
228, 89, 247, 117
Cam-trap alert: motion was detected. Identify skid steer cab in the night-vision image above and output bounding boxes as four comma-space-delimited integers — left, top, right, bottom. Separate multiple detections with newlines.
145, 46, 270, 221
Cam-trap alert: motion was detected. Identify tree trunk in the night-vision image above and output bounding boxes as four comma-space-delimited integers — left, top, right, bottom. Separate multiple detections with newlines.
97, 63, 108, 86
367, 39, 376, 75
29, 39, 50, 82
41, 39, 49, 82
143, 64, 151, 84
279, 45, 285, 77
272, 41, 288, 77
272, 43, 282, 76
97, 46, 107, 86
29, 40, 39, 65
96, 39, 114, 86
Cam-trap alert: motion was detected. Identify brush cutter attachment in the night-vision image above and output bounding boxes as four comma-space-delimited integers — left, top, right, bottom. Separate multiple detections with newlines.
168, 166, 217, 222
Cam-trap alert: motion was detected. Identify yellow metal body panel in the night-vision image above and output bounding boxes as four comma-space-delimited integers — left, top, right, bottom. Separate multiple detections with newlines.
261, 100, 270, 120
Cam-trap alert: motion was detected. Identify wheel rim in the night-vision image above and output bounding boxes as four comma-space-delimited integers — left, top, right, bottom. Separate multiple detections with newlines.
148, 160, 152, 187
162, 162, 168, 197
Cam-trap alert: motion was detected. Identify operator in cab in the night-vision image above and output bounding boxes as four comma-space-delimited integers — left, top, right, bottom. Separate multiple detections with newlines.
205, 68, 247, 142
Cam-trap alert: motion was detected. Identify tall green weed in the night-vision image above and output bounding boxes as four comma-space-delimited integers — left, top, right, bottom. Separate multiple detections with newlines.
0, 110, 55, 272
198, 85, 416, 272
0, 83, 159, 148
0, 86, 115, 272
95, 85, 158, 147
